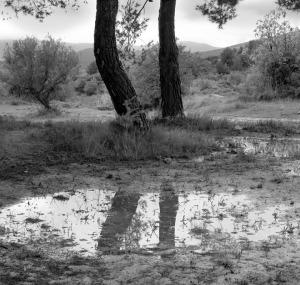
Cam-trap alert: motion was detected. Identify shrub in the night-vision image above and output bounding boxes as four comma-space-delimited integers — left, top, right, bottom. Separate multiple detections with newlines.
84, 82, 98, 96
226, 72, 245, 86
86, 61, 98, 75
216, 61, 230, 74
191, 78, 214, 92
74, 79, 86, 93
130, 44, 195, 108
252, 9, 300, 99
2, 36, 79, 109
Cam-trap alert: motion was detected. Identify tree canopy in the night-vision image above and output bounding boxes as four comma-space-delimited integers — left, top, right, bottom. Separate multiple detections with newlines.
197, 0, 300, 27
2, 0, 82, 20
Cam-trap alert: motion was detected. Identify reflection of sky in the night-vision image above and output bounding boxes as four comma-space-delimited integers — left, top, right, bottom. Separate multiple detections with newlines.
0, 189, 298, 256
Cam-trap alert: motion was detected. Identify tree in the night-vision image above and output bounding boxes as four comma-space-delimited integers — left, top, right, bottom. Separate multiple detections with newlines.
2, 0, 149, 128
2, 36, 78, 109
94, 0, 148, 128
159, 0, 184, 118
130, 44, 195, 109
196, 0, 239, 28
197, 0, 300, 27
277, 0, 300, 10
254, 8, 300, 97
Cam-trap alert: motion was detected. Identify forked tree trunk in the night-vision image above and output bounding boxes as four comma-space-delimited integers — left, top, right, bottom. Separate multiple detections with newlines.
159, 0, 184, 118
94, 0, 148, 128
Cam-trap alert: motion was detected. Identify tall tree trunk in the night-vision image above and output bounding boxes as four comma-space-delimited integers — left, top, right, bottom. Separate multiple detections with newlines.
94, 0, 148, 128
159, 0, 184, 118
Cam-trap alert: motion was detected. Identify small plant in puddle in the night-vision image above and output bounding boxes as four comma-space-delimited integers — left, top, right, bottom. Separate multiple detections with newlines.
218, 197, 226, 207
272, 212, 278, 221
261, 241, 271, 257
215, 253, 235, 273
191, 227, 210, 236
25, 217, 43, 224
281, 222, 296, 234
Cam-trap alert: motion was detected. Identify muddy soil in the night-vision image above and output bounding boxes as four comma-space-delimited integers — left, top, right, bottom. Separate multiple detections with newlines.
1, 138, 300, 285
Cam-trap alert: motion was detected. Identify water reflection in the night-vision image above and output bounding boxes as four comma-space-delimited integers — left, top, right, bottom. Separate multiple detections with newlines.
159, 182, 178, 249
0, 187, 299, 256
227, 137, 300, 158
98, 190, 141, 253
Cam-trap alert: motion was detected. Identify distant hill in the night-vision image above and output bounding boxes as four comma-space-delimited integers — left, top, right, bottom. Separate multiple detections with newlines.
0, 38, 252, 65
67, 43, 93, 52
198, 42, 250, 58
180, 41, 219, 53
76, 41, 220, 67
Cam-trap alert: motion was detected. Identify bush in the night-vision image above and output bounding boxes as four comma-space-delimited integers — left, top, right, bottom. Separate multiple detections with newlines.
130, 44, 196, 108
74, 79, 86, 93
240, 68, 268, 98
84, 82, 98, 96
53, 83, 74, 102
226, 72, 245, 86
86, 61, 98, 75
2, 36, 79, 109
216, 62, 230, 74
252, 9, 300, 99
191, 78, 214, 92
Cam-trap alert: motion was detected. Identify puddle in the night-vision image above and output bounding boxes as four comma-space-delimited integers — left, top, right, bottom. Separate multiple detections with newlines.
226, 137, 300, 158
0, 188, 299, 256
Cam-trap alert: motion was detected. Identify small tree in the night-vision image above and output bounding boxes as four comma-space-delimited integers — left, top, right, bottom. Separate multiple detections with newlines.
254, 8, 300, 97
3, 36, 78, 109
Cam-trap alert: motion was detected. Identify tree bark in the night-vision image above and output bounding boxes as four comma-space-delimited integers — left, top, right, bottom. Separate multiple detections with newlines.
94, 0, 148, 128
159, 0, 184, 118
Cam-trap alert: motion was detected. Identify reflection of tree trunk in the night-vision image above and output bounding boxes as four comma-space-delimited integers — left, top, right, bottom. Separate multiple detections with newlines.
159, 184, 178, 249
94, 0, 148, 128
159, 0, 184, 118
98, 190, 141, 253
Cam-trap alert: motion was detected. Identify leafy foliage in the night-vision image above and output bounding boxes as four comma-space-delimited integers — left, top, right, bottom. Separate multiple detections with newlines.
277, 0, 300, 10
216, 47, 251, 74
116, 0, 149, 64
197, 0, 300, 27
2, 36, 78, 108
196, 0, 240, 27
248, 8, 300, 99
1, 0, 83, 20
86, 61, 98, 75
130, 44, 209, 108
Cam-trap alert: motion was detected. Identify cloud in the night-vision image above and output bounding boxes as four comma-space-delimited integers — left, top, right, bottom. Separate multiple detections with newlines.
0, 0, 299, 46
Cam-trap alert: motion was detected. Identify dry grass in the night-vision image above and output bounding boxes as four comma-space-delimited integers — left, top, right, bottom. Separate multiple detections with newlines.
45, 119, 218, 160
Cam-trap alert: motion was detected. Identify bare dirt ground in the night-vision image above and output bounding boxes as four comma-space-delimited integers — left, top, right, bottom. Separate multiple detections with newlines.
185, 94, 300, 124
1, 96, 300, 284
1, 93, 300, 126
1, 133, 300, 284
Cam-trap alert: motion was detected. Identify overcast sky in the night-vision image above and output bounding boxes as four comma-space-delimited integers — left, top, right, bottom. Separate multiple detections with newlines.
1, 0, 300, 47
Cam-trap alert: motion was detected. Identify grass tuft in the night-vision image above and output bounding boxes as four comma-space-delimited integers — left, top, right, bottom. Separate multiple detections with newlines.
45, 119, 218, 161
0, 116, 33, 131
153, 115, 235, 132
